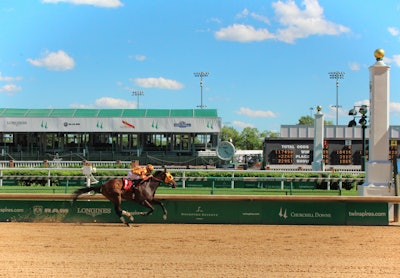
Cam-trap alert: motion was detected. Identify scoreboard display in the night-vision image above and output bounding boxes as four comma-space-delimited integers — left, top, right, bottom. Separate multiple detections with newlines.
270, 149, 293, 164
268, 142, 313, 165
264, 139, 399, 166
331, 145, 352, 165
390, 141, 398, 161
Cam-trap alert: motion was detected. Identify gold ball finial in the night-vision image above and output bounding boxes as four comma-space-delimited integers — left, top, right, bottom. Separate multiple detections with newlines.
374, 48, 384, 61
317, 106, 322, 112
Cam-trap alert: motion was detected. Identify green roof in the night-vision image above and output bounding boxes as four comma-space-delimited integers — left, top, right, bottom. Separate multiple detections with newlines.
0, 108, 218, 118
145, 109, 170, 117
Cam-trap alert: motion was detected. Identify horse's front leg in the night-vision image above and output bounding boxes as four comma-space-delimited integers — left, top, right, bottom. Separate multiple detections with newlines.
140, 200, 154, 216
152, 199, 168, 220
122, 210, 134, 223
113, 202, 134, 227
113, 203, 129, 227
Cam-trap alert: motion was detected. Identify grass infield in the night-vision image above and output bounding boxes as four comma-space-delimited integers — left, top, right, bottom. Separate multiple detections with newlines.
0, 185, 358, 196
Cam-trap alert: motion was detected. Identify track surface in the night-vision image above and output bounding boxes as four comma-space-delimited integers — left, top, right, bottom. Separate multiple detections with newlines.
1, 223, 400, 277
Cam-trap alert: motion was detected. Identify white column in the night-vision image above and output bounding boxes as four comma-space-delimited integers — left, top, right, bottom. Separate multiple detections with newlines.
359, 49, 394, 197
312, 106, 324, 171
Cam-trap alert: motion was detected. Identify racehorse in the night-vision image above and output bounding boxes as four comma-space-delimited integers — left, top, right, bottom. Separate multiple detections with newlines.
72, 169, 176, 226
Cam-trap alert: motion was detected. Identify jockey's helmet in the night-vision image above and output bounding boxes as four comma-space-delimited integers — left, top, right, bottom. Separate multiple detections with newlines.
146, 164, 154, 172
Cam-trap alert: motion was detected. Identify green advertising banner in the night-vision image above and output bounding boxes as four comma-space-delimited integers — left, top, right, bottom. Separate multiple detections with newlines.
345, 202, 389, 226
0, 199, 389, 226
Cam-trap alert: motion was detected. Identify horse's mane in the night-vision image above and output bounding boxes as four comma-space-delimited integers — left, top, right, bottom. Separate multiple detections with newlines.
151, 170, 166, 181
154, 170, 164, 176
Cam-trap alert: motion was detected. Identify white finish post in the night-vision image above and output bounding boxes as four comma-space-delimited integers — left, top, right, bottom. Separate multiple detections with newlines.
312, 106, 324, 171
359, 49, 394, 197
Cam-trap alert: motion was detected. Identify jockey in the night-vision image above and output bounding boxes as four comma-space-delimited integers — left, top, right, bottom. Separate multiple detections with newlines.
127, 165, 145, 181
129, 164, 154, 199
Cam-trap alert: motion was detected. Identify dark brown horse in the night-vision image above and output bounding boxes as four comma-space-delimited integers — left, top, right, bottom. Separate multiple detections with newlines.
72, 169, 176, 226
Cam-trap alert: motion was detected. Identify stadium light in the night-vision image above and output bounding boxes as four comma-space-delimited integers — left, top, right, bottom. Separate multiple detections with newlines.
132, 90, 144, 109
328, 71, 345, 126
347, 105, 369, 171
194, 72, 209, 109
348, 119, 357, 127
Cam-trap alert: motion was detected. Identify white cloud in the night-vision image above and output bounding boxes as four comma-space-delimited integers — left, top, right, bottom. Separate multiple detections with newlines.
0, 84, 22, 93
236, 8, 249, 19
215, 0, 350, 43
133, 77, 184, 90
348, 62, 360, 71
382, 54, 400, 67
391, 102, 400, 113
391, 55, 400, 67
388, 27, 400, 36
27, 50, 75, 71
273, 0, 350, 43
70, 97, 136, 109
215, 24, 275, 42
236, 107, 277, 118
134, 55, 146, 61
236, 8, 270, 24
42, 0, 123, 8
94, 97, 135, 108
354, 100, 369, 107
0, 72, 23, 82
250, 12, 270, 25
232, 120, 255, 128
207, 17, 222, 24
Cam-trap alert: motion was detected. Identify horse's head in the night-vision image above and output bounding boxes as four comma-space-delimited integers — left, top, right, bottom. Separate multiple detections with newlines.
163, 171, 176, 188
154, 169, 176, 188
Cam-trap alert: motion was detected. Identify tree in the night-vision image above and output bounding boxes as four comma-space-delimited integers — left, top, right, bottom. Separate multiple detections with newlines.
261, 130, 279, 138
236, 127, 262, 150
297, 115, 314, 125
297, 116, 334, 126
220, 126, 240, 144
221, 126, 278, 150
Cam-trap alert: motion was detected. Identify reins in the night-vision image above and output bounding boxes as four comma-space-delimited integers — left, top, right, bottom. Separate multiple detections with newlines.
150, 175, 164, 183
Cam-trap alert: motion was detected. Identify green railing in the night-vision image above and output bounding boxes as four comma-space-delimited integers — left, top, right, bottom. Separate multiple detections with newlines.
0, 167, 363, 196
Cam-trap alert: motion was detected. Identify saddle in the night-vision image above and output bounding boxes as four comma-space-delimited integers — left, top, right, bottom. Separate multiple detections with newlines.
122, 178, 142, 191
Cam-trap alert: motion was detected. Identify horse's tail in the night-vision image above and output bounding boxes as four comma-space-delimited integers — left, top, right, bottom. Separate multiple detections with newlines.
72, 185, 102, 202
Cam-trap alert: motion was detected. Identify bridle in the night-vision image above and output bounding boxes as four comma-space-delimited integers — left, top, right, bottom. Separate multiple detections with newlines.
151, 172, 175, 185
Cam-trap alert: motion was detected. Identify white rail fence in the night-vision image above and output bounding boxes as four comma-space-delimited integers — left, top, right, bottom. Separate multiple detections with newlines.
0, 160, 362, 172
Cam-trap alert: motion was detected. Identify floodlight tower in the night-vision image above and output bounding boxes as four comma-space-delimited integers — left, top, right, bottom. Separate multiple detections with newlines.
132, 90, 144, 109
328, 71, 345, 126
194, 72, 209, 109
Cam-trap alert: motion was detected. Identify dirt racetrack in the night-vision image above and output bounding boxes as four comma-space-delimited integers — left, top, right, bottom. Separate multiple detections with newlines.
1, 223, 400, 277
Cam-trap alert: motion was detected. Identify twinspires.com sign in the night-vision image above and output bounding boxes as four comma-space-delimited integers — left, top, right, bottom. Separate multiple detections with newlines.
0, 200, 389, 226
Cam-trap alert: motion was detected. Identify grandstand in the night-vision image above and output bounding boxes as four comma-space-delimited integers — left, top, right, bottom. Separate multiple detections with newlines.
0, 108, 221, 165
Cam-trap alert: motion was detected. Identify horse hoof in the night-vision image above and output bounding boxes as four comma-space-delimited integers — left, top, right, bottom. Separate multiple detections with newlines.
163, 215, 167, 220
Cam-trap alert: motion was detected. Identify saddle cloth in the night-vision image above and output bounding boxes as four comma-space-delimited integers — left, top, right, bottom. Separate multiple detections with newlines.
123, 178, 134, 191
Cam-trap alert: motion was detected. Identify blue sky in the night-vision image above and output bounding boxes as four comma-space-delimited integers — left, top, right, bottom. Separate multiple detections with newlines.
1, 0, 400, 133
